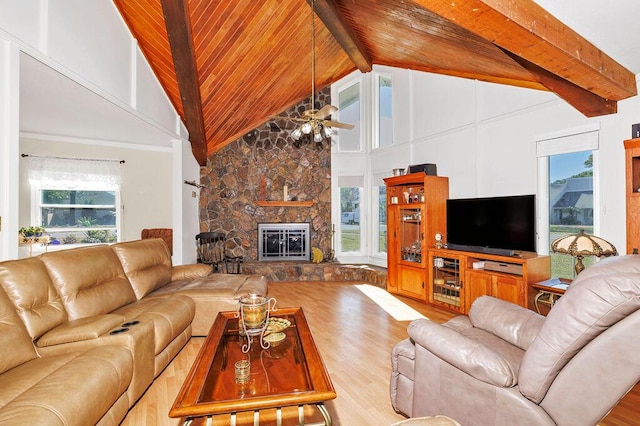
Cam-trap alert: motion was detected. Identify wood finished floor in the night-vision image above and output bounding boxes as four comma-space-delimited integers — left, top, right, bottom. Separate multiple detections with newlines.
121, 281, 639, 426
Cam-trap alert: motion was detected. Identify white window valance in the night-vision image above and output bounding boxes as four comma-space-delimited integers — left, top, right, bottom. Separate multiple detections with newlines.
338, 175, 364, 187
27, 156, 123, 190
536, 126, 599, 157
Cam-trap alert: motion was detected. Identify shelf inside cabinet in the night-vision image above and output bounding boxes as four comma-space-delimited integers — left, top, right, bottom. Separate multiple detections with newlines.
390, 202, 425, 207
400, 250, 423, 264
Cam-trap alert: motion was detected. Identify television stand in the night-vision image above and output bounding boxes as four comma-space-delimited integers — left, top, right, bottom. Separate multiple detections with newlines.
427, 248, 550, 314
446, 243, 513, 257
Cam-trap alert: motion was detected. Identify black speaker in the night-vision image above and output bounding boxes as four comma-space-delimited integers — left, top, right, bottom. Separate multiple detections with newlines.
633, 123, 640, 139
407, 163, 437, 176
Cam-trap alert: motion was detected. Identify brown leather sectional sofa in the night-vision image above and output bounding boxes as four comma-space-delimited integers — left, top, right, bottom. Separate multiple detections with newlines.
0, 238, 267, 425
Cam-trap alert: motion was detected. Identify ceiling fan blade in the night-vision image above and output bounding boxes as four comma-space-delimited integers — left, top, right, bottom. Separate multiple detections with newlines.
315, 104, 338, 119
323, 120, 355, 130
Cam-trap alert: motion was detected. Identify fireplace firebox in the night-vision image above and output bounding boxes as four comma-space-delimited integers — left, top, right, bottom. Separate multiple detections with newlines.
258, 223, 310, 261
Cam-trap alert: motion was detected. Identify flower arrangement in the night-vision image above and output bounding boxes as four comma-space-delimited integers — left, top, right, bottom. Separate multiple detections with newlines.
19, 226, 50, 246
19, 225, 45, 240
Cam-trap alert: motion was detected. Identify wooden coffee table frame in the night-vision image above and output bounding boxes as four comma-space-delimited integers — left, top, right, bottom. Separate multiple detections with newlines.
170, 307, 336, 425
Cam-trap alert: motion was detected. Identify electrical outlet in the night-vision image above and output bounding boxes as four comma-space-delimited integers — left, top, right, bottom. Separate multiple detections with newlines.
192, 191, 196, 198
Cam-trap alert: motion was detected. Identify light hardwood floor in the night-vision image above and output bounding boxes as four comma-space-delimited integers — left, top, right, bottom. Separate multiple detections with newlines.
121, 281, 639, 425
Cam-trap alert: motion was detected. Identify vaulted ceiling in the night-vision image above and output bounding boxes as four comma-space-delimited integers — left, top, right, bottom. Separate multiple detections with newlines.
113, 0, 637, 166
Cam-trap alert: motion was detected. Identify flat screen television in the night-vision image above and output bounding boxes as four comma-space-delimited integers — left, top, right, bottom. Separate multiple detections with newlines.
446, 194, 536, 256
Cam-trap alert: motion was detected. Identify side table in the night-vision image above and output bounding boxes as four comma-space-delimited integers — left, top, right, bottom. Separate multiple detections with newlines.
531, 278, 571, 314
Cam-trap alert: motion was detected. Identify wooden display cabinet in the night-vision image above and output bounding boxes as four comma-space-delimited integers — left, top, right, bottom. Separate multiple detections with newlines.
624, 138, 640, 254
384, 173, 449, 301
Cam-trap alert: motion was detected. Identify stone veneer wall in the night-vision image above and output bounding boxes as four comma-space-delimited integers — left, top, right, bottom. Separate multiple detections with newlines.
199, 87, 333, 261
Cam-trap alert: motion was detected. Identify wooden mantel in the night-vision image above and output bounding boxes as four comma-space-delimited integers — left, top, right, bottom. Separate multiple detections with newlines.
256, 201, 315, 207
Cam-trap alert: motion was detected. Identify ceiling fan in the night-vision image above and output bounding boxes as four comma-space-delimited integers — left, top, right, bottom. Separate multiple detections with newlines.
271, 0, 354, 145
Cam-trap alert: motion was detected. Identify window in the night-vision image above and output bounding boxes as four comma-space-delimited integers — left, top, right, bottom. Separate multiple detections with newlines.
338, 176, 364, 254
537, 126, 599, 279
27, 156, 122, 248
548, 151, 594, 278
377, 185, 387, 253
338, 82, 361, 151
340, 187, 361, 252
373, 171, 390, 256
377, 75, 393, 148
38, 189, 118, 244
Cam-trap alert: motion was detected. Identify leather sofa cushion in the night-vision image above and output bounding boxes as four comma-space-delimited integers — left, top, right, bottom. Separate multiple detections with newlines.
111, 239, 173, 299
0, 257, 67, 339
36, 314, 126, 347
172, 263, 214, 280
0, 345, 132, 424
409, 318, 522, 387
40, 245, 137, 320
572, 254, 640, 285
0, 287, 37, 375
151, 273, 264, 298
469, 296, 544, 351
112, 295, 195, 354
519, 255, 640, 403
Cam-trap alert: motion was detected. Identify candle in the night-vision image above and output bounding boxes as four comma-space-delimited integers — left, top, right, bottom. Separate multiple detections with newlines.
283, 185, 288, 201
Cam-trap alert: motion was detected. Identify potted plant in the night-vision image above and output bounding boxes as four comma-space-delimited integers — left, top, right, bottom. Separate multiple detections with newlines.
19, 226, 49, 256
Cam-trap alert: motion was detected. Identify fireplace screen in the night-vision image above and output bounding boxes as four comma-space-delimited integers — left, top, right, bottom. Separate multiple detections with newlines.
258, 223, 310, 261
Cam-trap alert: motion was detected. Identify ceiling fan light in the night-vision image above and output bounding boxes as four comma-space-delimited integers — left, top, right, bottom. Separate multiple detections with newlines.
314, 130, 323, 143
323, 126, 333, 138
291, 127, 302, 140
301, 122, 312, 134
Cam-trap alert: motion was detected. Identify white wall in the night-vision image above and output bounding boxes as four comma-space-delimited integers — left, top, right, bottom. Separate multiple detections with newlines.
334, 65, 640, 262
174, 138, 202, 265
0, 40, 20, 260
0, 1, 200, 262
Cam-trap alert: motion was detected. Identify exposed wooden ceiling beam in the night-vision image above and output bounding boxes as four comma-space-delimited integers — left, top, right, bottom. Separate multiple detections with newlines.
503, 50, 617, 117
411, 0, 637, 111
310, 0, 372, 73
161, 0, 207, 166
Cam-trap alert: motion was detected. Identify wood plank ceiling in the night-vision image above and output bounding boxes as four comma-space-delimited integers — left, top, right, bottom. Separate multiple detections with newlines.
113, 0, 637, 166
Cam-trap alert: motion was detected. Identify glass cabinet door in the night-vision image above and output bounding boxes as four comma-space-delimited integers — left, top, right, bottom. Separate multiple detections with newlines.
432, 255, 462, 309
400, 207, 423, 264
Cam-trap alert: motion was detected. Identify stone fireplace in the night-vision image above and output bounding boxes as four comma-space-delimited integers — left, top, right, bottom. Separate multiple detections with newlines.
199, 87, 332, 262
258, 223, 310, 261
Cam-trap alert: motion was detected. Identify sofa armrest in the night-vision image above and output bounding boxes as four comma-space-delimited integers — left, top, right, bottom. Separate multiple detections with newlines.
36, 314, 126, 347
408, 318, 517, 387
469, 296, 545, 350
172, 264, 212, 280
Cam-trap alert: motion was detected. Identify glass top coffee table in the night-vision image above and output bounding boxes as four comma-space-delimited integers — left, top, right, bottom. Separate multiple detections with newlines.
170, 307, 336, 425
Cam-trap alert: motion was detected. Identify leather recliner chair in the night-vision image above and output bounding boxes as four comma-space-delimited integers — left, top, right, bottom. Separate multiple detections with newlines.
390, 255, 640, 425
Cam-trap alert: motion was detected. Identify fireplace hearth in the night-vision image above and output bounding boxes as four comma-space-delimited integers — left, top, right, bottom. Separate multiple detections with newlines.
258, 223, 310, 261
